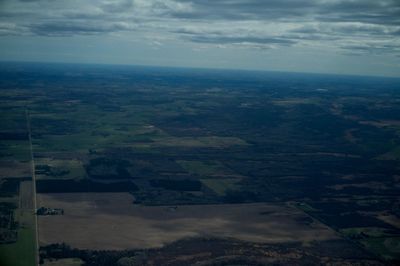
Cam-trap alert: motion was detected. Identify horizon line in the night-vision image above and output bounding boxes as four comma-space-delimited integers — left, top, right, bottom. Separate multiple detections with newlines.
1, 59, 400, 80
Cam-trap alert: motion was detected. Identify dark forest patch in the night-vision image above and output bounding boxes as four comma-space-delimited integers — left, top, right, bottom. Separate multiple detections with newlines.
36, 179, 138, 193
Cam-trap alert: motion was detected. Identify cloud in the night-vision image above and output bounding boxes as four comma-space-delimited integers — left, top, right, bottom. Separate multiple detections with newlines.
170, 0, 400, 25
100, 0, 133, 13
0, 22, 28, 36
29, 21, 135, 36
190, 35, 296, 48
340, 43, 400, 55
169, 0, 316, 20
0, 0, 399, 54
318, 0, 400, 25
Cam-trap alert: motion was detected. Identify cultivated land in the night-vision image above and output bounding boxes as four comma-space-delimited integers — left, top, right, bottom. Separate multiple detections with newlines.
1, 62, 400, 265
0, 95, 36, 265
42, 258, 83, 266
19, 181, 33, 210
38, 192, 337, 250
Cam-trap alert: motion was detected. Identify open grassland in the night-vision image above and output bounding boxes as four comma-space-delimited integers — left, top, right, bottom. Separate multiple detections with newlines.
0, 204, 35, 266
0, 228, 35, 266
360, 237, 400, 260
378, 213, 400, 229
200, 178, 240, 195
32, 125, 248, 153
341, 227, 395, 238
272, 97, 321, 106
0, 140, 30, 162
43, 258, 83, 266
0, 141, 37, 266
35, 158, 86, 180
37, 192, 338, 250
19, 181, 33, 209
132, 136, 248, 149
378, 146, 400, 160
177, 160, 233, 177
0, 160, 30, 178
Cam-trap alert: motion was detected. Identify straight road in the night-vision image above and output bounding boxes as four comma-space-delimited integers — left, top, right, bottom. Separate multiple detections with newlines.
26, 109, 39, 266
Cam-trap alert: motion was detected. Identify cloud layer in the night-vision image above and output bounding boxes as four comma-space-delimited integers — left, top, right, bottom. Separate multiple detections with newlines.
0, 0, 399, 56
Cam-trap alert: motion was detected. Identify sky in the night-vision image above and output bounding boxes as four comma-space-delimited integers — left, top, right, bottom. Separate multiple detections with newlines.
0, 0, 399, 77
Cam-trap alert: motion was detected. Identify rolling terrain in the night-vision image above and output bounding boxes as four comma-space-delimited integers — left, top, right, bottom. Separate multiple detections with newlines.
0, 62, 399, 265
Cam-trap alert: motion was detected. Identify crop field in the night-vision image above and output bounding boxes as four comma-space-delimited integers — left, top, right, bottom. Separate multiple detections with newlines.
177, 160, 235, 177
19, 181, 33, 209
37, 192, 337, 250
0, 100, 36, 265
0, 149, 30, 164
0, 228, 35, 266
43, 258, 83, 266
360, 237, 400, 260
34, 158, 86, 180
200, 178, 240, 195
1, 63, 400, 264
0, 194, 35, 266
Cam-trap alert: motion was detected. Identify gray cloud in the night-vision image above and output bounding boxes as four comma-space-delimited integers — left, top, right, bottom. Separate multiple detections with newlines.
172, 0, 400, 25
168, 0, 316, 21
0, 22, 28, 36
100, 0, 134, 13
0, 0, 399, 55
289, 24, 399, 39
185, 35, 296, 46
29, 21, 134, 36
174, 28, 297, 46
318, 1, 400, 25
341, 43, 400, 55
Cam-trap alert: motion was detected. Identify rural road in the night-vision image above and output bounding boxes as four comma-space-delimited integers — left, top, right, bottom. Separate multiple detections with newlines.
26, 110, 39, 266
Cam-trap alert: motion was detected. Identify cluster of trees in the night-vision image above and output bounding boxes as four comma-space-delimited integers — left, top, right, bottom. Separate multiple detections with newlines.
0, 202, 18, 244
40, 243, 145, 266
35, 165, 69, 177
36, 207, 64, 216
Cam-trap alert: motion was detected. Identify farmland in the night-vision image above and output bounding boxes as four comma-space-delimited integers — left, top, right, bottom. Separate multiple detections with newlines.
37, 192, 337, 250
0, 62, 400, 265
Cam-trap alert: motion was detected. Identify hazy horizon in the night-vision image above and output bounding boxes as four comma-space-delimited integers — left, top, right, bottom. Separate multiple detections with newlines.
1, 0, 399, 77
3, 60, 400, 80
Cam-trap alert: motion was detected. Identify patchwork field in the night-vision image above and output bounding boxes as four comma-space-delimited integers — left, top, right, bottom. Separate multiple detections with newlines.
2, 63, 400, 264
0, 160, 30, 178
38, 192, 337, 250
19, 181, 33, 209
43, 258, 83, 266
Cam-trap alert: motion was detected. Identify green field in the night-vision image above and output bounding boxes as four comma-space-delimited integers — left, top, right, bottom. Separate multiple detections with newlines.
43, 258, 83, 266
35, 159, 86, 180
361, 237, 400, 260
178, 160, 229, 176
0, 140, 31, 161
295, 202, 318, 212
0, 228, 35, 266
201, 178, 240, 195
340, 227, 393, 238
0, 199, 37, 266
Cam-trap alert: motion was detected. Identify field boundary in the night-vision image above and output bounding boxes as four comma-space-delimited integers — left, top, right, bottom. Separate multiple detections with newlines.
26, 109, 39, 266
